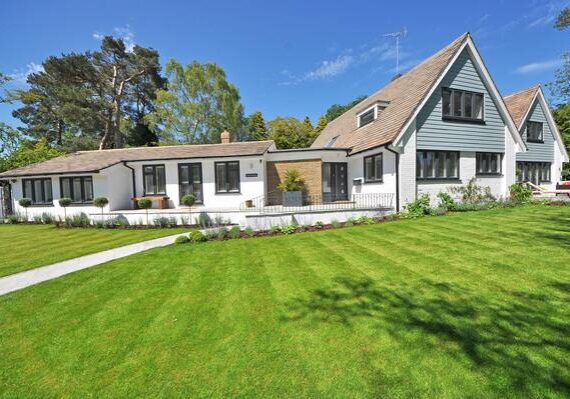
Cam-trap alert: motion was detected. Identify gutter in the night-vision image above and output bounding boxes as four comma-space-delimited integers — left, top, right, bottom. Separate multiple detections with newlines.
122, 162, 137, 198
385, 145, 400, 212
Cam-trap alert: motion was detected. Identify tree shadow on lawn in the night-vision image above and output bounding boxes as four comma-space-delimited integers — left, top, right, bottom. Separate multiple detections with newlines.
282, 276, 570, 396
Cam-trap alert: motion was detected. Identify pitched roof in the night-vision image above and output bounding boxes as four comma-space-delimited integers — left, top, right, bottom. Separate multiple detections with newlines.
0, 141, 274, 178
312, 33, 470, 154
503, 85, 540, 129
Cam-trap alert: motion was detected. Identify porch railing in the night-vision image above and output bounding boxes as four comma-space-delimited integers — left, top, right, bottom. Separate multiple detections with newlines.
240, 192, 394, 214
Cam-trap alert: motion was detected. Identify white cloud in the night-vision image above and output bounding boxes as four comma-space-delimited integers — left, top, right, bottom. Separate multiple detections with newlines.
9, 62, 44, 83
515, 59, 562, 74
304, 55, 354, 80
93, 25, 135, 52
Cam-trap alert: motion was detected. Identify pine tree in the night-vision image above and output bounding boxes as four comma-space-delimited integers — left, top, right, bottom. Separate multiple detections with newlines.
314, 115, 328, 136
246, 111, 267, 141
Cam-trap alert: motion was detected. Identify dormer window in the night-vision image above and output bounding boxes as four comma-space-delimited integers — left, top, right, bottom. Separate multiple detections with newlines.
356, 102, 388, 128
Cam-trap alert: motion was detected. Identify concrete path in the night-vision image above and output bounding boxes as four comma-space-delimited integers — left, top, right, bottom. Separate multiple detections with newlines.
0, 232, 189, 297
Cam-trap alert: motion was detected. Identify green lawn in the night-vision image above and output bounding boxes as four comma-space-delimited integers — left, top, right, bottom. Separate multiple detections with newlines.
0, 224, 189, 277
1, 205, 569, 398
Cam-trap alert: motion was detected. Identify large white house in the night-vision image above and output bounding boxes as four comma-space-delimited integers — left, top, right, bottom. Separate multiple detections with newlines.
0, 33, 568, 227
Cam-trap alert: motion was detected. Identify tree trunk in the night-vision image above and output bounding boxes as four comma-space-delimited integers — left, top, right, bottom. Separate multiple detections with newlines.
113, 97, 123, 148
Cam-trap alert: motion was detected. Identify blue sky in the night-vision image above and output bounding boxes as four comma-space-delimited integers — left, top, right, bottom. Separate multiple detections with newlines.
1, 0, 569, 127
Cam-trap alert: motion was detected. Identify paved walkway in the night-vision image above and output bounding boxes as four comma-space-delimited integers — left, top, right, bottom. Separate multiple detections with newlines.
0, 232, 189, 297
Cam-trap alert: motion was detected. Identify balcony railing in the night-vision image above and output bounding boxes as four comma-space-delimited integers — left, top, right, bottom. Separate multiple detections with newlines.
240, 192, 394, 214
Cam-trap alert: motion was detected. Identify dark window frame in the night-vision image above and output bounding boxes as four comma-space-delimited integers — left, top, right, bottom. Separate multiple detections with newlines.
516, 161, 551, 183
22, 178, 53, 205
416, 150, 460, 180
363, 153, 383, 183
476, 152, 503, 176
142, 164, 167, 196
214, 161, 241, 194
526, 121, 544, 143
441, 87, 485, 123
178, 163, 203, 204
59, 176, 94, 204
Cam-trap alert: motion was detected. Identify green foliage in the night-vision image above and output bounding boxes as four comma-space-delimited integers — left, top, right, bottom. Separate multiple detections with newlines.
153, 217, 177, 228
345, 219, 354, 227
93, 197, 109, 209
552, 103, 570, 178
174, 235, 189, 244
509, 183, 533, 203
146, 59, 244, 144
280, 224, 298, 235
127, 122, 159, 147
314, 115, 328, 137
58, 197, 72, 207
429, 206, 448, 216
402, 194, 431, 218
555, 7, 570, 30
244, 227, 255, 237
216, 228, 227, 240
65, 213, 91, 228
189, 230, 207, 243
450, 177, 495, 204
7, 214, 21, 224
0, 139, 63, 173
267, 116, 315, 149
270, 225, 282, 235
246, 111, 267, 141
137, 198, 153, 209
325, 95, 367, 122
548, 52, 570, 105
229, 226, 241, 239
331, 219, 342, 229
181, 194, 196, 207
354, 216, 376, 225
18, 198, 32, 208
437, 192, 456, 210
278, 169, 305, 192
314, 221, 325, 229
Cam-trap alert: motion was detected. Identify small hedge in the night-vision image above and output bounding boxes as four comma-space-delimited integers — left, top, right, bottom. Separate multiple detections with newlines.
189, 230, 207, 243
175, 235, 190, 244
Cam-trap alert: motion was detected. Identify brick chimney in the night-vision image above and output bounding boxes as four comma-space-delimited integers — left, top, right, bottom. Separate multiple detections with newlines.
221, 129, 231, 144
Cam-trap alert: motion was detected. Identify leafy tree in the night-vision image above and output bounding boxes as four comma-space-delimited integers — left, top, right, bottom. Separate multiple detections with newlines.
301, 116, 313, 135
267, 117, 314, 149
246, 111, 267, 141
553, 104, 570, 178
146, 59, 245, 144
548, 53, 570, 105
314, 115, 328, 136
555, 7, 570, 30
0, 139, 63, 173
11, 37, 164, 150
324, 95, 366, 122
127, 122, 158, 147
0, 73, 21, 156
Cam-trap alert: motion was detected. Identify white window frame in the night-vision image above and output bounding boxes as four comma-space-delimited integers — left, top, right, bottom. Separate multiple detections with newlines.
356, 101, 389, 128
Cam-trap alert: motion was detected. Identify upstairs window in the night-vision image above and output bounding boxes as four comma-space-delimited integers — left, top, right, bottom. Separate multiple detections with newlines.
143, 165, 166, 196
60, 176, 93, 203
364, 153, 383, 182
526, 121, 543, 143
442, 88, 484, 122
416, 151, 459, 180
358, 108, 375, 127
476, 152, 502, 175
23, 178, 53, 205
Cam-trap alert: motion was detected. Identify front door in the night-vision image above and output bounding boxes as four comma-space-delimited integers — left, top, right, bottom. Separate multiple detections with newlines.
322, 162, 348, 202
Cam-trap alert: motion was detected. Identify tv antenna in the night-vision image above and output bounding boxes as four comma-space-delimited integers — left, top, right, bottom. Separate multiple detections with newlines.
384, 27, 407, 74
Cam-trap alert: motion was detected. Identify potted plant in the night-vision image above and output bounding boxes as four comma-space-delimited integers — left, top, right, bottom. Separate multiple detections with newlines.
59, 197, 72, 221
181, 194, 196, 225
137, 197, 153, 226
278, 169, 305, 207
18, 198, 32, 222
94, 196, 109, 224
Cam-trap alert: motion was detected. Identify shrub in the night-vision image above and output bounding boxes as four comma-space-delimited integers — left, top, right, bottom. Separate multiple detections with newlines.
281, 224, 297, 235
450, 177, 495, 204
345, 219, 354, 227
270, 225, 282, 235
41, 213, 54, 224
18, 198, 32, 221
429, 206, 448, 216
175, 235, 190, 244
196, 213, 212, 228
137, 197, 153, 226
296, 225, 307, 233
216, 228, 227, 240
331, 219, 342, 229
66, 213, 91, 227
59, 197, 72, 219
314, 221, 325, 229
278, 169, 305, 192
437, 192, 456, 210
244, 227, 255, 237
403, 194, 431, 218
509, 183, 533, 203
355, 216, 375, 225
93, 196, 109, 223
229, 226, 241, 239
189, 230, 207, 243
203, 229, 218, 240
33, 215, 43, 224
7, 214, 20, 224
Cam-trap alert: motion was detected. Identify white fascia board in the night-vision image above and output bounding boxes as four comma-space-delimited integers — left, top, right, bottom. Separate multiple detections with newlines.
536, 87, 569, 162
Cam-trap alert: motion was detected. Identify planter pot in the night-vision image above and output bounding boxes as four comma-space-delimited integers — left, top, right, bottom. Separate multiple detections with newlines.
245, 200, 253, 208
282, 191, 303, 207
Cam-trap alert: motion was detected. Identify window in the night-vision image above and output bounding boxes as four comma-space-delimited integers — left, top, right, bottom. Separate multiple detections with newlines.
526, 121, 543, 143
416, 151, 459, 179
143, 165, 166, 195
60, 176, 94, 203
359, 108, 375, 127
364, 154, 383, 182
325, 136, 339, 148
476, 152, 502, 175
178, 163, 203, 203
442, 88, 484, 122
517, 162, 551, 183
215, 161, 240, 193
22, 178, 53, 205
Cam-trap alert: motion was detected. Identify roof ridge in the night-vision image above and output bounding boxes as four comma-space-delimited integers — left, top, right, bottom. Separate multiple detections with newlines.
76, 140, 274, 154
503, 84, 540, 98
